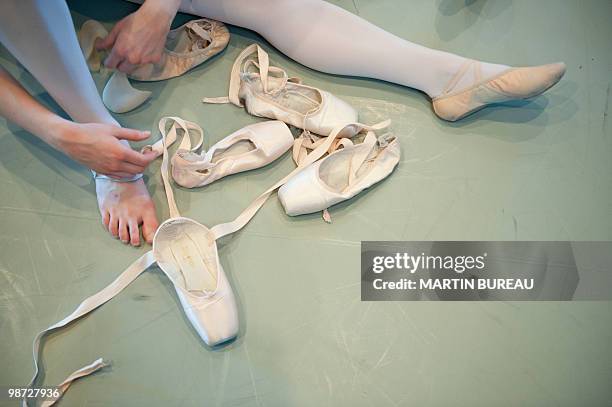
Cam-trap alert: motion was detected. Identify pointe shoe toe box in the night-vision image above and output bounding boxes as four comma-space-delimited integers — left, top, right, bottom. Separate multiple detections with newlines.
178, 286, 239, 346
278, 166, 329, 216
307, 91, 359, 135
246, 121, 295, 158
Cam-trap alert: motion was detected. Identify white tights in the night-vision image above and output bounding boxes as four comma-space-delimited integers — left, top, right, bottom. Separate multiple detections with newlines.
0, 0, 117, 125
174, 0, 509, 98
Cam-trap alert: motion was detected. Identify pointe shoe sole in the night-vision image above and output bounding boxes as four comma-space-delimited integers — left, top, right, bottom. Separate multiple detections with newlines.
433, 62, 566, 122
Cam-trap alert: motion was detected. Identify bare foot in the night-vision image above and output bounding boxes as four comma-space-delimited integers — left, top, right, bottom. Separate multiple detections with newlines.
96, 177, 159, 246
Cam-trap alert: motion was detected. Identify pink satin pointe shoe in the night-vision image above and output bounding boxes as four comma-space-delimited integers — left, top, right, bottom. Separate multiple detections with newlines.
171, 120, 294, 188
153, 216, 239, 346
203, 44, 358, 136
279, 131, 400, 216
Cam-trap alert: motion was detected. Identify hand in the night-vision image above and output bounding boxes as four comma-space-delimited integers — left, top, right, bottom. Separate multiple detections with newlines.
96, 0, 180, 73
52, 122, 157, 179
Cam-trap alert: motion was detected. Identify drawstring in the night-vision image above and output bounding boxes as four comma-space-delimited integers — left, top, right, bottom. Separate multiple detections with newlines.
186, 20, 213, 48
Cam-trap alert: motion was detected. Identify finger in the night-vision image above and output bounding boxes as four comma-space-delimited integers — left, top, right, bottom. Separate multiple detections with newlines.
114, 128, 151, 142
142, 210, 159, 244
108, 213, 119, 237
128, 218, 141, 247
122, 148, 156, 168
142, 50, 163, 65
117, 59, 138, 74
119, 218, 129, 244
95, 24, 120, 50
104, 49, 124, 70
117, 162, 145, 176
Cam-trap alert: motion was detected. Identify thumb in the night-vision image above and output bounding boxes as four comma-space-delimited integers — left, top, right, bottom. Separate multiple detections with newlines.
95, 24, 121, 50
113, 128, 151, 141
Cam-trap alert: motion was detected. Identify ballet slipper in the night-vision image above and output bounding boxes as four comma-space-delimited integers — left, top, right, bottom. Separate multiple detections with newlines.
129, 18, 230, 82
278, 131, 400, 216
432, 61, 566, 121
203, 44, 358, 136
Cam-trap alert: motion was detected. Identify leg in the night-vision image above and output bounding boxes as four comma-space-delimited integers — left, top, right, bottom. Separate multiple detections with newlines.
180, 0, 507, 98
0, 0, 158, 245
178, 0, 565, 120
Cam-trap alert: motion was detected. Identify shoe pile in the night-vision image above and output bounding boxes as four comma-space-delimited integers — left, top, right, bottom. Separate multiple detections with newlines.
23, 45, 401, 406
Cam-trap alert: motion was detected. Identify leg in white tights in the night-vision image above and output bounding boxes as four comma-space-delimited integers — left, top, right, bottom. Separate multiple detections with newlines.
0, 0, 159, 246
178, 0, 509, 99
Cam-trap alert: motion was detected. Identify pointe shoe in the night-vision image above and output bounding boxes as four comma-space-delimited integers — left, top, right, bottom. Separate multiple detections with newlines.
203, 44, 358, 135
129, 18, 230, 82
172, 120, 293, 188
278, 131, 400, 216
432, 61, 566, 121
153, 216, 239, 346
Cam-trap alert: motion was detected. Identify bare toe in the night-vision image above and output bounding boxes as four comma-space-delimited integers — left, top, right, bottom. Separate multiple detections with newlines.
119, 218, 129, 243
142, 211, 159, 244
109, 213, 119, 238
128, 219, 141, 247
102, 211, 110, 229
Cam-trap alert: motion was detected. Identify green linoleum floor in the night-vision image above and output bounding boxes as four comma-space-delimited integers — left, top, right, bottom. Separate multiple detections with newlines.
1, 0, 611, 406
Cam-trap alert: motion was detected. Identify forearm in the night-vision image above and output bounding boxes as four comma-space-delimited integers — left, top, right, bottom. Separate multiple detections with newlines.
0, 66, 69, 149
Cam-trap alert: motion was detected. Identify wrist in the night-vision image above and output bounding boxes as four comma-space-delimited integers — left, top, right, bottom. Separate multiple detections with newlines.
142, 0, 180, 25
45, 118, 79, 151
